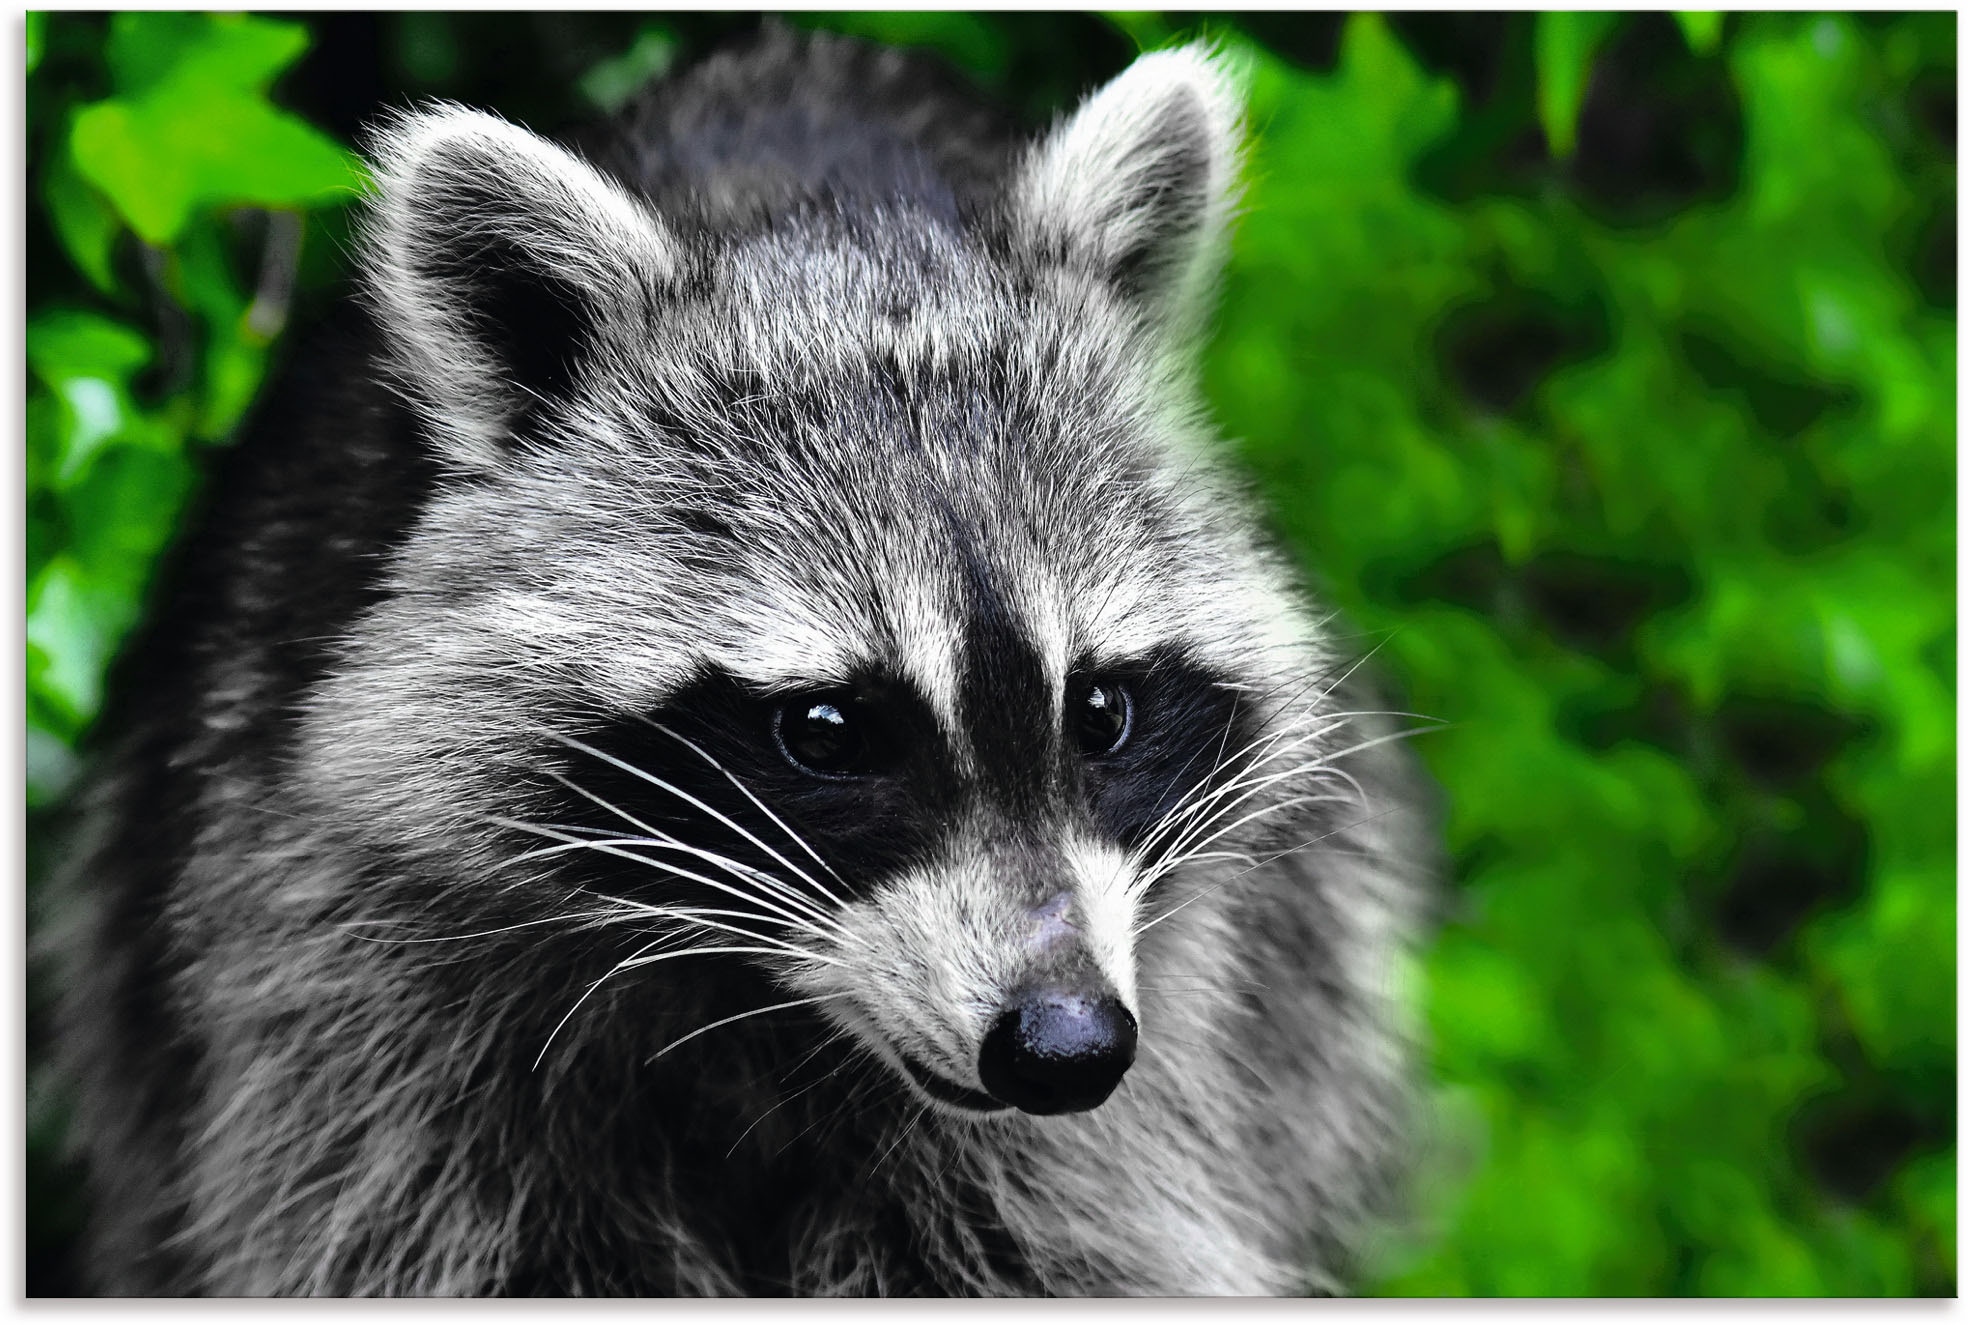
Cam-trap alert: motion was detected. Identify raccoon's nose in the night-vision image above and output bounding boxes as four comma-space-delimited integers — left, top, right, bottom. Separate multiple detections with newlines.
977, 990, 1138, 1115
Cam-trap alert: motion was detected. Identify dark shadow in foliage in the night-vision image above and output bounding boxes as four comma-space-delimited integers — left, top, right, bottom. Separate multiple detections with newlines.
1225, 12, 1345, 75
1569, 13, 1745, 229
1717, 791, 1868, 956
1436, 285, 1613, 416
1793, 1093, 1953, 1207
1910, 194, 1956, 313
1715, 693, 1872, 793
1371, 539, 1511, 621
933, 11, 1136, 122
1676, 323, 1860, 440
1370, 540, 1694, 668
1394, 13, 1551, 206
1519, 551, 1694, 660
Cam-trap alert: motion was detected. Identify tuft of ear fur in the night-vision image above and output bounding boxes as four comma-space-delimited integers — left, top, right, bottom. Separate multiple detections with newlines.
1008, 44, 1244, 340
359, 104, 678, 470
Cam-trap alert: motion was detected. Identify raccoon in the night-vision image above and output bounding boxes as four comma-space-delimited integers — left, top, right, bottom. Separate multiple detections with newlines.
50, 26, 1432, 1295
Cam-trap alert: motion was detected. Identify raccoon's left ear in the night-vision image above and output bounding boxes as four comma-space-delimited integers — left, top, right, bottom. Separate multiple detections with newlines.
1007, 44, 1244, 338
360, 104, 679, 471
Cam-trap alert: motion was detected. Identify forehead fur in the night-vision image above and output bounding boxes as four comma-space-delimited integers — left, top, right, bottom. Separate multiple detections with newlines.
329, 40, 1314, 768
467, 216, 1302, 697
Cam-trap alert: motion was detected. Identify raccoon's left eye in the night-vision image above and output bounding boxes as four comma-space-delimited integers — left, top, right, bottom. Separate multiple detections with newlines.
1074, 680, 1133, 757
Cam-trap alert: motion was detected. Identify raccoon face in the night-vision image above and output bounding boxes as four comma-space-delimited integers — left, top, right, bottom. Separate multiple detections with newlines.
305, 47, 1346, 1118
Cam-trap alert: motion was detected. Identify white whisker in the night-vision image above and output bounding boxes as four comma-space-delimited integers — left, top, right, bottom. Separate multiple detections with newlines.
538, 727, 853, 926
640, 719, 854, 906
645, 993, 851, 1064
1132, 807, 1399, 938
488, 811, 848, 944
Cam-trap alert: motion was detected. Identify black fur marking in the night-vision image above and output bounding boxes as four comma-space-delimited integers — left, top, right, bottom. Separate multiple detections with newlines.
461, 235, 597, 433
531, 665, 962, 906
945, 512, 1056, 816
413, 177, 605, 440
1075, 646, 1256, 865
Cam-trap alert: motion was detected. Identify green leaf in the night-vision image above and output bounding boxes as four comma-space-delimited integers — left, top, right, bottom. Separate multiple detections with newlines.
25, 308, 150, 382
26, 556, 127, 736
105, 11, 309, 99
1534, 12, 1622, 159
71, 91, 355, 245
26, 310, 170, 490
69, 13, 356, 244
580, 25, 676, 113
43, 147, 123, 293
1105, 12, 1177, 52
26, 11, 44, 74
1675, 11, 1725, 56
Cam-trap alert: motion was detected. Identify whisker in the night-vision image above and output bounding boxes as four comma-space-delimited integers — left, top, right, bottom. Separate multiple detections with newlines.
617, 942, 846, 972
533, 928, 678, 1071
337, 909, 627, 946
1135, 761, 1351, 882
536, 726, 853, 926
1132, 711, 1443, 891
1147, 790, 1359, 889
527, 772, 843, 936
645, 993, 852, 1064
1129, 714, 1354, 863
726, 1027, 856, 1159
1139, 742, 1335, 854
1132, 807, 1398, 938
870, 1100, 932, 1179
500, 826, 850, 943
592, 901, 847, 968
488, 812, 848, 944
639, 719, 854, 906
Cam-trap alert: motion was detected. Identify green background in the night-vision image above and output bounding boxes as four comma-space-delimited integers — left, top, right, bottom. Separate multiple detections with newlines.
25, 11, 1956, 1296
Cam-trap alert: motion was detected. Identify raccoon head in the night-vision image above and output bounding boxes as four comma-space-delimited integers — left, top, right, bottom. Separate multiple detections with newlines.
308, 45, 1357, 1120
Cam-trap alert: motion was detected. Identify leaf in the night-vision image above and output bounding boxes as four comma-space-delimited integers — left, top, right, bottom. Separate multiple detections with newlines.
105, 11, 309, 99
25, 310, 159, 489
25, 308, 150, 382
26, 10, 44, 74
68, 13, 356, 244
1534, 12, 1622, 159
43, 147, 123, 294
71, 91, 355, 245
1105, 12, 1177, 53
26, 556, 128, 736
1675, 11, 1725, 57
579, 26, 676, 113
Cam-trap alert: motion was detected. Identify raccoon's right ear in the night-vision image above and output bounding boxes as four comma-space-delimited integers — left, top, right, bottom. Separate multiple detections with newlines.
359, 105, 678, 471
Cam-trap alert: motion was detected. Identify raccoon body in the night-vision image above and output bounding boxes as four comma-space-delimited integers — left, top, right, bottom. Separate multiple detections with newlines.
52, 27, 1431, 1295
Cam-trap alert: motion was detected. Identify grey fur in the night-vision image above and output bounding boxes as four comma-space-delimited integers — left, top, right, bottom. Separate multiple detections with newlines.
50, 28, 1433, 1296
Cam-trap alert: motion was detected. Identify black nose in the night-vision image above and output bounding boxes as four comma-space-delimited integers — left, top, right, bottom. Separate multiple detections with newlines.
977, 990, 1138, 1115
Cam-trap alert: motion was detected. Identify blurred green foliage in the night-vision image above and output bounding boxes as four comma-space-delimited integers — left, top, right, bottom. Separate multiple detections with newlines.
24, 10, 1955, 1297
27, 12, 357, 800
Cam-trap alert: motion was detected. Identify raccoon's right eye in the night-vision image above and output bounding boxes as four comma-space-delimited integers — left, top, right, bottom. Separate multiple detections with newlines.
774, 694, 879, 777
